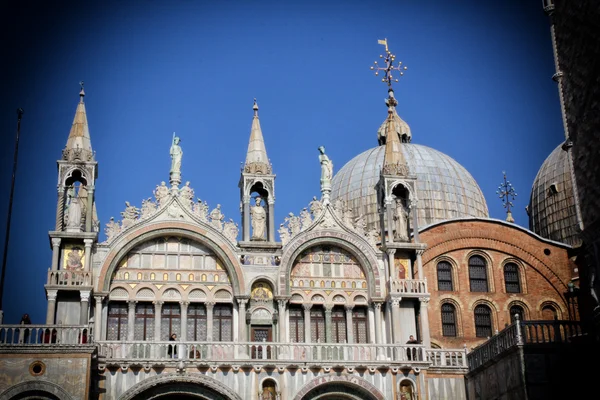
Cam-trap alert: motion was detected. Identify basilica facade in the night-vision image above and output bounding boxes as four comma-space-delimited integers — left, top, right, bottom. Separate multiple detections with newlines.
0, 47, 579, 400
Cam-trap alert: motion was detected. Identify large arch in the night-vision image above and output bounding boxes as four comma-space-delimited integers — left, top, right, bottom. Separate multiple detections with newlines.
293, 375, 385, 400
97, 222, 245, 295
279, 229, 382, 298
118, 373, 243, 400
0, 381, 74, 400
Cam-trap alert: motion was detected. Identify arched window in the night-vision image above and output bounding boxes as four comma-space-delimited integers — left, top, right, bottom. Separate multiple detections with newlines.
289, 305, 305, 343
213, 304, 233, 341
135, 303, 155, 341
331, 306, 347, 343
161, 303, 180, 340
542, 305, 558, 320
510, 304, 525, 324
311, 307, 326, 343
469, 255, 489, 292
441, 303, 457, 337
474, 305, 492, 338
107, 302, 128, 340
187, 304, 207, 341
353, 307, 369, 343
437, 261, 453, 291
504, 263, 521, 293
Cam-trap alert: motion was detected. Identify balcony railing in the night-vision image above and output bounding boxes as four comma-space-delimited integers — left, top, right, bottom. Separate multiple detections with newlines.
0, 324, 93, 346
390, 279, 428, 295
467, 319, 583, 370
47, 269, 92, 286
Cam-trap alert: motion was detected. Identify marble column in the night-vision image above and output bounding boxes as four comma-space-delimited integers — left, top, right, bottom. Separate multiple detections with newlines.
237, 299, 248, 342
94, 295, 103, 341
153, 301, 163, 341
345, 305, 354, 344
180, 301, 189, 341
51, 238, 61, 271
387, 249, 396, 293
416, 249, 424, 280
83, 239, 93, 272
410, 199, 420, 242
373, 302, 383, 344
206, 301, 215, 341
46, 290, 58, 324
243, 196, 250, 241
390, 298, 403, 343
56, 187, 65, 231
303, 304, 312, 343
127, 300, 136, 341
85, 187, 94, 232
385, 198, 395, 243
268, 200, 275, 242
324, 304, 333, 343
80, 290, 91, 325
419, 297, 431, 347
277, 300, 287, 342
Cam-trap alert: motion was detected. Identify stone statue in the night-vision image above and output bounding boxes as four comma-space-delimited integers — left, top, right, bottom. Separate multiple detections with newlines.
121, 201, 140, 229
343, 205, 354, 228
210, 204, 224, 230
300, 207, 312, 231
278, 224, 290, 246
355, 213, 366, 237
105, 217, 121, 242
393, 198, 409, 241
154, 181, 169, 207
194, 199, 209, 222
140, 198, 157, 220
318, 146, 333, 195
179, 181, 194, 209
250, 197, 267, 240
223, 218, 239, 243
366, 228, 379, 248
170, 133, 183, 174
286, 212, 301, 236
64, 187, 83, 231
309, 196, 323, 217
332, 198, 344, 219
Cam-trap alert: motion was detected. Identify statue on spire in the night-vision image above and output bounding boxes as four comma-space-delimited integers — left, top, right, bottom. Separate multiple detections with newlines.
170, 132, 183, 187
318, 146, 333, 205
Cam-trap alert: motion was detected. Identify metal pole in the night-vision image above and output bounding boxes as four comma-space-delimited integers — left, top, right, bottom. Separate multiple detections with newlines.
0, 108, 24, 315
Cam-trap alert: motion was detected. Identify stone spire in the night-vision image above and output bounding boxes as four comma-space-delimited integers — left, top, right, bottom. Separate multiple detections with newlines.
243, 99, 272, 174
63, 82, 94, 162
381, 89, 409, 176
377, 107, 412, 145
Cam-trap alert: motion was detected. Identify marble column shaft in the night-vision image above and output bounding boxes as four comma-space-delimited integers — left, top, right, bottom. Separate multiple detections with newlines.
80, 291, 90, 325
345, 305, 354, 344
243, 199, 250, 241
51, 238, 61, 271
303, 304, 312, 343
83, 239, 93, 272
94, 296, 103, 341
206, 302, 215, 341
180, 302, 189, 341
85, 187, 94, 232
419, 298, 431, 347
46, 290, 58, 325
268, 201, 275, 242
127, 301, 136, 341
153, 301, 163, 341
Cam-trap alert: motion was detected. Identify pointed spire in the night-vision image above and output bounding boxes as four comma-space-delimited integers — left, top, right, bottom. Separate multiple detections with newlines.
63, 81, 94, 161
244, 99, 272, 174
382, 89, 409, 175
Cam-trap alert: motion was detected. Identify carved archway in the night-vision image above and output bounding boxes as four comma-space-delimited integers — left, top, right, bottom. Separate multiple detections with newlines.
293, 375, 385, 400
279, 230, 382, 298
118, 373, 243, 400
0, 380, 74, 400
97, 222, 245, 295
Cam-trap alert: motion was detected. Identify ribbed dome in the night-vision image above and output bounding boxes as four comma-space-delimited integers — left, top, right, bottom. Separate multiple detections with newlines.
528, 142, 580, 246
331, 144, 489, 230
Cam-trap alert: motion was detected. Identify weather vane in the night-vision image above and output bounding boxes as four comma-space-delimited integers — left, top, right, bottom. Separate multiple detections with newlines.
497, 171, 517, 223
370, 38, 408, 88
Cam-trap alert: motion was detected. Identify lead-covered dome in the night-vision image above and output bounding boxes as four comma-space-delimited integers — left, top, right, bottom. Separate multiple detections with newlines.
528, 142, 580, 246
331, 144, 489, 230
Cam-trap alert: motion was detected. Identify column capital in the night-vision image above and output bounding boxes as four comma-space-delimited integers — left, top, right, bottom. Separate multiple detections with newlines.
243, 195, 251, 203
47, 290, 58, 301
344, 304, 354, 312
83, 238, 94, 246
205, 301, 216, 309
180, 300, 190, 307
152, 300, 164, 306
51, 238, 62, 247
386, 248, 396, 256
324, 303, 334, 312
80, 290, 91, 302
128, 300, 138, 307
416, 249, 424, 257
237, 298, 248, 307
302, 303, 312, 311
277, 299, 288, 309
94, 295, 105, 304
389, 298, 401, 308
371, 301, 383, 311
419, 297, 430, 304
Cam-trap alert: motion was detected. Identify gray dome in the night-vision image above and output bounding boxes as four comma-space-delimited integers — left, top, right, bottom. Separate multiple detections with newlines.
528, 143, 580, 246
331, 144, 489, 230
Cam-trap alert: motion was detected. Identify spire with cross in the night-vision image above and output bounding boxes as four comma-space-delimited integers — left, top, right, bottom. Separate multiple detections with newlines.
370, 38, 408, 93
497, 171, 517, 223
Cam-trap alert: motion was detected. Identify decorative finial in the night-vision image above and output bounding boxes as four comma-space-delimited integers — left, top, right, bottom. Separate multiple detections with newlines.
79, 81, 85, 102
496, 171, 517, 223
253, 98, 259, 116
370, 39, 408, 89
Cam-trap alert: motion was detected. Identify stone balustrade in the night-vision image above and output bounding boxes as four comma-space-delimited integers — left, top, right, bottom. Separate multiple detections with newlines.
0, 324, 92, 346
47, 269, 92, 286
390, 279, 428, 295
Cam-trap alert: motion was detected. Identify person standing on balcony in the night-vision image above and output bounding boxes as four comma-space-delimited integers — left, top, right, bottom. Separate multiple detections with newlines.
168, 333, 178, 358
19, 313, 31, 343
406, 335, 419, 360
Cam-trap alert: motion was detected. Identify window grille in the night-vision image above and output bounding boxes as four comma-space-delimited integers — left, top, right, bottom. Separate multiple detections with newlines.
441, 303, 457, 337
469, 255, 489, 292
474, 305, 492, 338
504, 263, 521, 293
437, 261, 453, 291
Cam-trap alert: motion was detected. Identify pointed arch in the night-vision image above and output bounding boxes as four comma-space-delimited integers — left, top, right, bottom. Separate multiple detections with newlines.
97, 222, 244, 295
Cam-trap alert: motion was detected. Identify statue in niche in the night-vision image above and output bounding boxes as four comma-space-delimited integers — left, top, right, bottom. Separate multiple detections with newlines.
194, 199, 209, 222
393, 198, 409, 241
154, 181, 169, 207
121, 201, 140, 229
318, 146, 333, 187
399, 384, 413, 400
278, 224, 290, 246
140, 198, 157, 219
250, 197, 267, 240
170, 133, 183, 174
309, 196, 323, 217
65, 247, 83, 270
64, 186, 83, 231
179, 181, 194, 209
355, 214, 366, 236
300, 208, 312, 231
105, 217, 120, 241
223, 218, 239, 243
286, 212, 301, 236
210, 204, 224, 230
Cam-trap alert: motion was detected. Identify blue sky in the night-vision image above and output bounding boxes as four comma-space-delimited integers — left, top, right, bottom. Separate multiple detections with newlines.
0, 0, 565, 323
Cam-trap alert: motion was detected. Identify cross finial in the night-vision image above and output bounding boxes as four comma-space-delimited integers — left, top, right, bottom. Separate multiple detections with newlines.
79, 81, 85, 101
253, 98, 259, 116
496, 171, 517, 223
370, 39, 408, 89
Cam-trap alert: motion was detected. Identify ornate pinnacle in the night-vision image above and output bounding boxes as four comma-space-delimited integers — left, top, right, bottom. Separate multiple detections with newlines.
496, 171, 517, 223
370, 38, 408, 90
